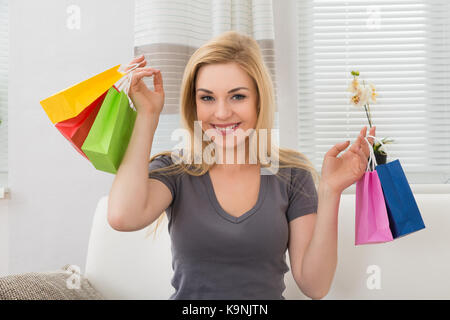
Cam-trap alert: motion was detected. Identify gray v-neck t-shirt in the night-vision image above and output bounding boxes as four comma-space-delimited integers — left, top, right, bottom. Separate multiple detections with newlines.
148, 153, 318, 300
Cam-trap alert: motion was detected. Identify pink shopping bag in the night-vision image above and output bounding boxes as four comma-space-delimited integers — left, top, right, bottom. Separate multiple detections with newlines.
355, 136, 394, 245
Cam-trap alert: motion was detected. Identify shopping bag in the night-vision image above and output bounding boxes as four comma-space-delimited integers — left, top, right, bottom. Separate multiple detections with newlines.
81, 84, 137, 174
355, 136, 394, 245
375, 157, 426, 238
54, 89, 108, 160
40, 64, 125, 124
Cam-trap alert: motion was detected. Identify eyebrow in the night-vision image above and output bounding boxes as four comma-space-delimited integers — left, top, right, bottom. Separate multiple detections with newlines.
196, 87, 249, 94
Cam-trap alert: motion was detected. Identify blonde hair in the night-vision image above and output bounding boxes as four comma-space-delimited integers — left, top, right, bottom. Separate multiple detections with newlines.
146, 30, 320, 239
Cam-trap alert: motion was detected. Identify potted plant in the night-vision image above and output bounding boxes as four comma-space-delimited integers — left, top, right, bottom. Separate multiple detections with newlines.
347, 70, 394, 164
373, 137, 394, 164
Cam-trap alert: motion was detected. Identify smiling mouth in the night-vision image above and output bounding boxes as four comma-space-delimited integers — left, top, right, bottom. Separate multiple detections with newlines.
210, 122, 241, 134
210, 122, 241, 136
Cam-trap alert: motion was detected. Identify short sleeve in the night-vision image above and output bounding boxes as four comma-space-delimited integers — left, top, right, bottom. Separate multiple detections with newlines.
148, 154, 178, 206
286, 167, 318, 223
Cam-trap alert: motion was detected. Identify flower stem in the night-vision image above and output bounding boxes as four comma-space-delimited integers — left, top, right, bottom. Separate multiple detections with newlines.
364, 105, 372, 128
362, 79, 373, 128
366, 103, 373, 128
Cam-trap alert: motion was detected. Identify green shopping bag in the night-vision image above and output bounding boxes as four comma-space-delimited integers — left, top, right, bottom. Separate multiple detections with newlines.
81, 86, 137, 174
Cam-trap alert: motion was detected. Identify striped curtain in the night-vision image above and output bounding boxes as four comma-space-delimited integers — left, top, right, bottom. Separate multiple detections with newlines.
134, 0, 277, 154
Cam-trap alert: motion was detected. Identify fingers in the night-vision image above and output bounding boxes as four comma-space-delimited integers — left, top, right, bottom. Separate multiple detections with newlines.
153, 69, 164, 93
359, 125, 376, 142
359, 128, 370, 158
348, 133, 369, 172
368, 126, 376, 145
350, 134, 362, 154
359, 126, 367, 138
325, 140, 351, 158
134, 66, 158, 73
125, 55, 147, 72
130, 54, 145, 64
358, 125, 377, 158
124, 55, 164, 92
132, 67, 159, 85
133, 67, 163, 91
356, 143, 367, 165
359, 126, 371, 144
326, 124, 377, 160
355, 146, 368, 173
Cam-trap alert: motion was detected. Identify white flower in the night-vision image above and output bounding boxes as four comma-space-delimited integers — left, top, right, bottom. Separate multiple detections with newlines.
347, 79, 360, 93
350, 87, 370, 107
367, 83, 377, 104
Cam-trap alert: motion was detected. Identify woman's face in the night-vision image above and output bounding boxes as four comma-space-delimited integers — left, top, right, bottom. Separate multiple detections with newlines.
195, 62, 259, 154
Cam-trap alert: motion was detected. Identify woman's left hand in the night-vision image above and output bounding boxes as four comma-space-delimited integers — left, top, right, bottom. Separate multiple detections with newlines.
320, 126, 376, 194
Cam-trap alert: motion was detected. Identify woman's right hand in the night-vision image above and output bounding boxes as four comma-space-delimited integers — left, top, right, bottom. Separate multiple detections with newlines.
124, 55, 165, 116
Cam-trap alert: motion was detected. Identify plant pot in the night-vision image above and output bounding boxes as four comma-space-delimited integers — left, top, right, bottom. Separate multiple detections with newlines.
375, 152, 387, 165
368, 152, 387, 165
367, 152, 387, 165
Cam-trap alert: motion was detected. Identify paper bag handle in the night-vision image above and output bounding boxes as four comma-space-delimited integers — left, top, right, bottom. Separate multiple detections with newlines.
115, 61, 145, 110
116, 62, 143, 94
363, 134, 389, 172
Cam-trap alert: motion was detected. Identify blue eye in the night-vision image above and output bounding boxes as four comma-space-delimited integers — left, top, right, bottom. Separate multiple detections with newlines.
200, 96, 213, 102
232, 94, 246, 100
199, 94, 246, 102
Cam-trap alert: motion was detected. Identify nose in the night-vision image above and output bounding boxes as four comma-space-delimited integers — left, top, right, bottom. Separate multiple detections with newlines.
214, 99, 233, 120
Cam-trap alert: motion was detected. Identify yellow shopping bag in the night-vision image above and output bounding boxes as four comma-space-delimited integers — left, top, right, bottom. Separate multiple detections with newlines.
40, 64, 126, 124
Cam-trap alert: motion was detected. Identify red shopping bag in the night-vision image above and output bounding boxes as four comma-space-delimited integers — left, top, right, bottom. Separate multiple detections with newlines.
55, 90, 108, 159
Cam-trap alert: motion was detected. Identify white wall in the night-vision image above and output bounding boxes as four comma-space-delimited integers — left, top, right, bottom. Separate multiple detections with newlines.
0, 199, 7, 276
6, 0, 134, 275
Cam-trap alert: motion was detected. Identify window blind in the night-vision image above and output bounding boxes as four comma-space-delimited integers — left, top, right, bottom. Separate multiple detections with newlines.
0, 0, 8, 179
297, 0, 450, 184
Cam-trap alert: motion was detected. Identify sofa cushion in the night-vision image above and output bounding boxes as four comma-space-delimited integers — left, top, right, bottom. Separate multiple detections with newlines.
0, 264, 104, 300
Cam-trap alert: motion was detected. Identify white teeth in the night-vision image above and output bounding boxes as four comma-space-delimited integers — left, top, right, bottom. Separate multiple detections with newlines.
214, 123, 239, 131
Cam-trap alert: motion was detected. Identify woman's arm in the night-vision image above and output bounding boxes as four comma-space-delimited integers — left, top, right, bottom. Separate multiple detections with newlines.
290, 125, 376, 299
107, 55, 166, 230
295, 182, 340, 299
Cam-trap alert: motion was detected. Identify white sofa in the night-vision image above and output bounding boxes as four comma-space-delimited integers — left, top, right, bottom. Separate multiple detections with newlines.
85, 192, 450, 300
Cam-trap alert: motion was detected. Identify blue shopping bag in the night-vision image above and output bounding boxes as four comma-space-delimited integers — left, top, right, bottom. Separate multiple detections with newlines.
375, 159, 426, 238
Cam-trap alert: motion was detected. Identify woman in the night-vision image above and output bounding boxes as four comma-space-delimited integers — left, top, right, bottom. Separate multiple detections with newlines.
108, 31, 376, 300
